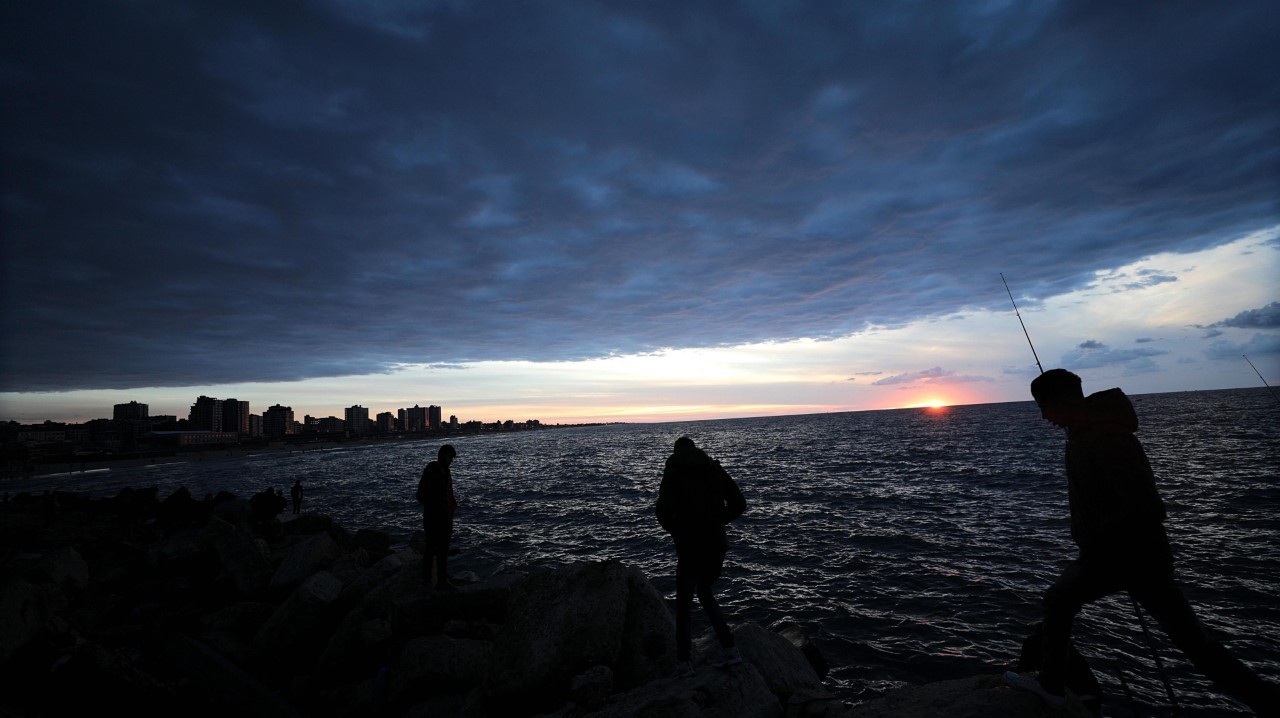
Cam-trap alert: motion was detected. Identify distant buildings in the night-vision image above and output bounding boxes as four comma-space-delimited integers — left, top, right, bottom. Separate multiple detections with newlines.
345, 405, 370, 435
187, 396, 250, 435
223, 399, 250, 435
3, 392, 555, 476
113, 401, 148, 421
263, 404, 295, 438
189, 395, 223, 432
404, 405, 428, 433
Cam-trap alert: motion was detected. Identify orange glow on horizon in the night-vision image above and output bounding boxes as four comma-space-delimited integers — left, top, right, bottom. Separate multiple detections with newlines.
900, 396, 951, 410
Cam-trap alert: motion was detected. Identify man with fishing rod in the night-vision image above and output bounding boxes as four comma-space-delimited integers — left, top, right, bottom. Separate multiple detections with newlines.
1005, 368, 1279, 716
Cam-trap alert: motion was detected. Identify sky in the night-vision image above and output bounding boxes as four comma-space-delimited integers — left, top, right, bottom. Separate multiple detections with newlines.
2, 1, 1278, 426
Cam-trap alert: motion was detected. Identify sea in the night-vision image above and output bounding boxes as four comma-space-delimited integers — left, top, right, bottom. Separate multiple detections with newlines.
6, 387, 1278, 717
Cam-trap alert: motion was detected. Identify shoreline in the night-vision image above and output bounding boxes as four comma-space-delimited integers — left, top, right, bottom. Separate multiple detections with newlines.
3, 433, 451, 481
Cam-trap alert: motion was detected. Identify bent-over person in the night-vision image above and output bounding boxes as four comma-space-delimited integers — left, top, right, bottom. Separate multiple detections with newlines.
656, 436, 746, 675
1005, 369, 1278, 716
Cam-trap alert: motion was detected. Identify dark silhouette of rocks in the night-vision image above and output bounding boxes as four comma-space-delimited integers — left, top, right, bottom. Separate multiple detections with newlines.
0, 487, 1082, 717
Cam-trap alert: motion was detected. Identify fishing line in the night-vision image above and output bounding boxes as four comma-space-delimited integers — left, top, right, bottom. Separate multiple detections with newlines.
1001, 273, 1044, 375
1131, 594, 1180, 716
1243, 355, 1279, 404
1000, 274, 1180, 715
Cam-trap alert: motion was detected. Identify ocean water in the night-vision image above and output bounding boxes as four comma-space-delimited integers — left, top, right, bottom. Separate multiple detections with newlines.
8, 388, 1278, 716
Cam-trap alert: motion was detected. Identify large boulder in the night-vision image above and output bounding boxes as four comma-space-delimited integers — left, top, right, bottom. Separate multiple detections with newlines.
205, 516, 272, 596
30, 545, 89, 590
481, 560, 665, 711
615, 564, 677, 687
388, 635, 493, 707
254, 571, 344, 670
270, 530, 342, 589
844, 673, 1096, 718
0, 576, 45, 664
732, 623, 828, 704
578, 660, 783, 718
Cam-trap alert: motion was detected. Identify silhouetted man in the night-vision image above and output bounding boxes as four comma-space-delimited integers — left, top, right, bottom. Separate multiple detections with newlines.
656, 436, 746, 674
417, 444, 459, 590
290, 480, 303, 515
1005, 369, 1278, 716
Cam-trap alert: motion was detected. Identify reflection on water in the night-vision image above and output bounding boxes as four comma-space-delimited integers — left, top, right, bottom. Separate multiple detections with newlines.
5, 388, 1277, 716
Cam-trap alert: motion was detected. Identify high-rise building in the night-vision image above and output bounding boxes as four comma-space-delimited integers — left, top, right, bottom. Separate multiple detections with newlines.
428, 405, 442, 430
449, 415, 458, 429
189, 396, 223, 432
263, 404, 294, 438
376, 412, 395, 433
249, 414, 263, 438
113, 401, 149, 421
344, 405, 370, 435
404, 405, 428, 432
222, 399, 250, 435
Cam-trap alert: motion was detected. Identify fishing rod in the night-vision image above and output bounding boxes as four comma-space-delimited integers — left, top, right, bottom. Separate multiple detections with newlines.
1243, 355, 1280, 404
1000, 274, 1181, 715
1000, 273, 1043, 374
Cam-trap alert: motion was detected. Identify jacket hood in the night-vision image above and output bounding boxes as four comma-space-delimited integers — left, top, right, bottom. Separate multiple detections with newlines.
1080, 387, 1139, 433
668, 445, 715, 468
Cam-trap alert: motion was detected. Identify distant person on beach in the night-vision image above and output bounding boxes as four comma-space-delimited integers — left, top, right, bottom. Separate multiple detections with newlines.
1005, 369, 1279, 715
656, 436, 746, 674
290, 480, 303, 515
417, 444, 459, 590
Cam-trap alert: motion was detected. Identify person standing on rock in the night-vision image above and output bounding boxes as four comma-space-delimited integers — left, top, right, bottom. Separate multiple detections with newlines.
1005, 369, 1279, 715
417, 444, 459, 590
290, 480, 304, 515
656, 436, 746, 674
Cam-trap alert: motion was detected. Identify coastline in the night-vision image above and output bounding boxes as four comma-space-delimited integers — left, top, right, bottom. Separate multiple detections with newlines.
5, 435, 430, 480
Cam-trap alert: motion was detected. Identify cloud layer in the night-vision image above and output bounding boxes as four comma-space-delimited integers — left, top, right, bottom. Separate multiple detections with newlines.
3, 1, 1278, 392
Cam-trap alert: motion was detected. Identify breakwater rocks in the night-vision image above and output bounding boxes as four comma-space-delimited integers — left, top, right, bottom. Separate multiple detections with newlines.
1, 488, 1082, 717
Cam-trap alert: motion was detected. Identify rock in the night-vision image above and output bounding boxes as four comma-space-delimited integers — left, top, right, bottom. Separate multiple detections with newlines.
572, 665, 615, 711
164, 633, 302, 717
206, 515, 273, 596
482, 560, 633, 712
270, 530, 341, 589
31, 545, 89, 590
733, 622, 828, 704
0, 576, 45, 664
389, 635, 493, 706
614, 564, 677, 687
579, 660, 784, 718
844, 673, 1096, 718
254, 571, 344, 668
771, 619, 830, 679
353, 528, 392, 557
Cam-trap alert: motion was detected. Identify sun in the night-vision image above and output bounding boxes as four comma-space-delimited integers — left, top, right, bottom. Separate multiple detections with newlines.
904, 397, 950, 410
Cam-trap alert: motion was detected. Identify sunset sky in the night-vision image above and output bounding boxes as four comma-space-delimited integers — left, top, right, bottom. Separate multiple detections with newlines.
2, 1, 1277, 425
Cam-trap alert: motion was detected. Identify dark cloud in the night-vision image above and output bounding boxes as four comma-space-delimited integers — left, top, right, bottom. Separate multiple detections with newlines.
1211, 302, 1280, 330
3, 1, 1278, 391
1205, 333, 1280, 361
1060, 342, 1168, 372
872, 367, 991, 387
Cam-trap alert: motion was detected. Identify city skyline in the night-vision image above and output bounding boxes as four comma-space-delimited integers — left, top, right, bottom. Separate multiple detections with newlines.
2, 3, 1277, 425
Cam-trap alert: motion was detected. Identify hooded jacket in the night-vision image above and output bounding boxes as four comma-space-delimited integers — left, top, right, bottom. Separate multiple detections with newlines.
1065, 388, 1171, 567
655, 445, 745, 552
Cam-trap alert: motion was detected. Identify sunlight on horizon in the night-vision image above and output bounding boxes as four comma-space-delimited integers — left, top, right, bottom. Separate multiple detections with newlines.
1, 229, 1275, 425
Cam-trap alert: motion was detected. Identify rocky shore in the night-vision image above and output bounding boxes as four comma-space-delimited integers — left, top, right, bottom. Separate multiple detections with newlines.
0, 487, 1089, 717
